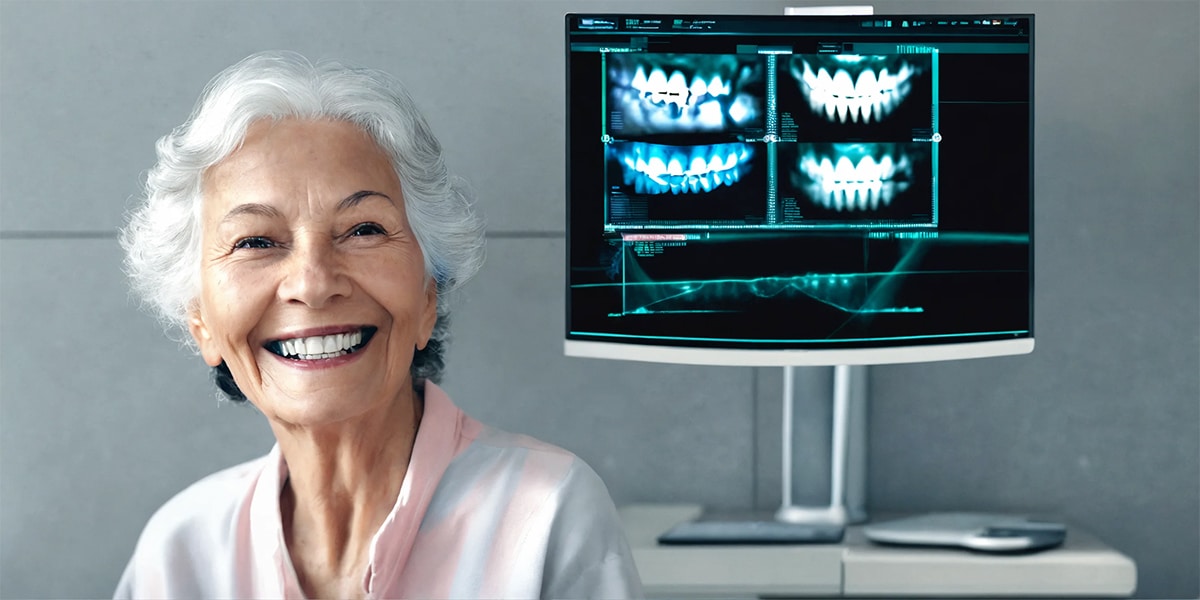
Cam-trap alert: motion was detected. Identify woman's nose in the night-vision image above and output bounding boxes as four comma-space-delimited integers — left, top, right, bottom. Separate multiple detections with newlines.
276, 237, 352, 308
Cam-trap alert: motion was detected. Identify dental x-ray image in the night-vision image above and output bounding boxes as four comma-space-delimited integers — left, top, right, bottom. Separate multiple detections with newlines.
779, 54, 933, 140
606, 141, 766, 225
780, 142, 933, 225
610, 141, 755, 195
607, 53, 765, 137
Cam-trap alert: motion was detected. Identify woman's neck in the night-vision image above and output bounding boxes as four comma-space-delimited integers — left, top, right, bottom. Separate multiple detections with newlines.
274, 388, 423, 598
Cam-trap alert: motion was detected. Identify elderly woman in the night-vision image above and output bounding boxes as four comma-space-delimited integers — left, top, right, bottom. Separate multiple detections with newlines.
115, 51, 642, 599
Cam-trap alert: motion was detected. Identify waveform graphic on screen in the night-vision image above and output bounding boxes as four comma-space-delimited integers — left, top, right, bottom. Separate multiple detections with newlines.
789, 55, 926, 124
610, 270, 924, 318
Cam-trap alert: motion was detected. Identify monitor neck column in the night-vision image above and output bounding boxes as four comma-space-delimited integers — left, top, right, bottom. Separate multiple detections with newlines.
776, 365, 869, 525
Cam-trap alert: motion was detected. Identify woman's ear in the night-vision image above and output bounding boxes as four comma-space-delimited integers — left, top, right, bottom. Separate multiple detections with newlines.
188, 309, 224, 367
416, 278, 438, 350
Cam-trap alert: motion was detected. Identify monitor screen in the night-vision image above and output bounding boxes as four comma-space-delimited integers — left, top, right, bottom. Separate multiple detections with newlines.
565, 14, 1034, 366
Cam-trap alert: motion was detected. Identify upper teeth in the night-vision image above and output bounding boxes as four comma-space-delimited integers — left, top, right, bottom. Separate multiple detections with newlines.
794, 58, 917, 124
278, 331, 363, 358
631, 66, 732, 110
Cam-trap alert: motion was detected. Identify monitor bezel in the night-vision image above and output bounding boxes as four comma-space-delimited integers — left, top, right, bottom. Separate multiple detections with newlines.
564, 338, 1034, 367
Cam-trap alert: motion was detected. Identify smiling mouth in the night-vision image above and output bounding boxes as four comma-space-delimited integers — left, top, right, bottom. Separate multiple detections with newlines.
265, 326, 377, 361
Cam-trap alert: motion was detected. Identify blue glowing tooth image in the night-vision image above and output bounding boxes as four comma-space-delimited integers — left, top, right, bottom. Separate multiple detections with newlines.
792, 143, 914, 211
611, 142, 755, 196
608, 54, 763, 134
790, 55, 923, 124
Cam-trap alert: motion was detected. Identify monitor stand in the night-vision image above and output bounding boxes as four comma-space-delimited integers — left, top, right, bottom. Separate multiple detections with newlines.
776, 364, 868, 526
657, 365, 868, 545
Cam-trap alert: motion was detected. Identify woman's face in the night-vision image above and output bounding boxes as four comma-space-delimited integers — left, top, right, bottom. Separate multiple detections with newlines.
189, 118, 437, 426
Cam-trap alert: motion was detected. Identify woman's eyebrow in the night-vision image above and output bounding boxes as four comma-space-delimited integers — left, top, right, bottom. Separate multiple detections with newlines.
219, 190, 395, 225
221, 202, 282, 224
338, 190, 395, 211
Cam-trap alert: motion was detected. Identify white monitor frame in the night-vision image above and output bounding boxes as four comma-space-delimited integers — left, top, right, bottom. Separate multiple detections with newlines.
564, 338, 1034, 367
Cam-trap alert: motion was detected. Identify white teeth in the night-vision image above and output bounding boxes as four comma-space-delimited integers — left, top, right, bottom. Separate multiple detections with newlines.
645, 68, 667, 95
619, 142, 756, 195
728, 96, 752, 124
799, 151, 912, 212
276, 330, 364, 359
854, 69, 876, 123
631, 66, 648, 91
796, 58, 917, 124
630, 65, 731, 103
696, 101, 723, 125
623, 65, 739, 131
647, 156, 666, 173
708, 75, 727, 96
725, 152, 738, 170
665, 71, 689, 108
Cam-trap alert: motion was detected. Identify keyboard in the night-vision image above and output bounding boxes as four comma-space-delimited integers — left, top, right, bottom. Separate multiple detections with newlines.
658, 516, 845, 545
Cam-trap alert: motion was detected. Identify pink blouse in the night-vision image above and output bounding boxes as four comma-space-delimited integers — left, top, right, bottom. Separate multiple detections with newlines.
114, 383, 643, 599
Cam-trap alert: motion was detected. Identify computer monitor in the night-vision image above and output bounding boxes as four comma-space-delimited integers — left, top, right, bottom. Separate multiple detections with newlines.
564, 13, 1034, 368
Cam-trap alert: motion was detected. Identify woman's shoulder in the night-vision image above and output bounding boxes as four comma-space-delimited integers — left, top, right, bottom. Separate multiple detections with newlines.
135, 453, 270, 548
454, 427, 643, 597
115, 453, 275, 598
446, 423, 618, 515
467, 425, 587, 476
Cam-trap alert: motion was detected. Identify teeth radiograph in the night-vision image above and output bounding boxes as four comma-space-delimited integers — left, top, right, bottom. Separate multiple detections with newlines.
790, 55, 922, 124
612, 141, 755, 195
793, 143, 915, 211
609, 54, 762, 133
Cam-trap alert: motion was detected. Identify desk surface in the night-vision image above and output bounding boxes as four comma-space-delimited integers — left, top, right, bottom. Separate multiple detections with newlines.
620, 504, 1138, 598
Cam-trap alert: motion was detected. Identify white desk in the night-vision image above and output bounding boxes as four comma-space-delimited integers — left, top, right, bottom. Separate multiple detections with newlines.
620, 504, 1137, 598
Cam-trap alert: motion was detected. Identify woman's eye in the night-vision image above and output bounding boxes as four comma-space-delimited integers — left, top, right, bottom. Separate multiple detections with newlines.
349, 223, 387, 237
233, 237, 274, 250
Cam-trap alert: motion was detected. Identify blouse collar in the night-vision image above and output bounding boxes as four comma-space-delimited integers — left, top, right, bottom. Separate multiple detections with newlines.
247, 382, 471, 599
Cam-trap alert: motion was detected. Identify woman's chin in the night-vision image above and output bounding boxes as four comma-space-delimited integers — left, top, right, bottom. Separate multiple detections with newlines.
253, 390, 386, 431
247, 337, 415, 431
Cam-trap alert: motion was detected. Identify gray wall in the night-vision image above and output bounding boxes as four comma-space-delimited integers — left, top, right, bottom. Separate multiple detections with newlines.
1, 0, 1195, 598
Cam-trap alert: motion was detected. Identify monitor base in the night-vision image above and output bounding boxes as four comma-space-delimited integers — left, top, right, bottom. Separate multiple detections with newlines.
775, 504, 848, 526
657, 510, 845, 545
